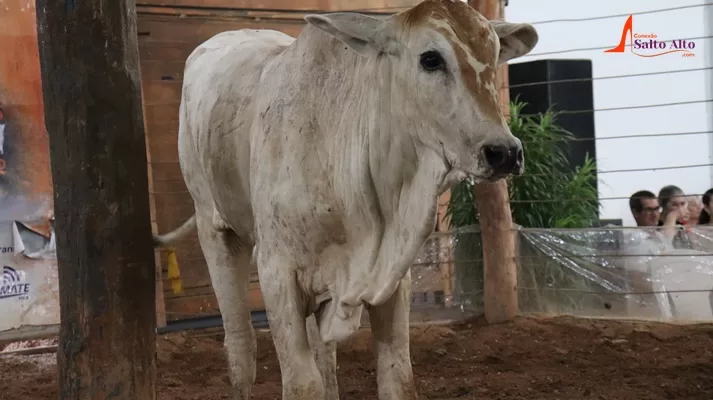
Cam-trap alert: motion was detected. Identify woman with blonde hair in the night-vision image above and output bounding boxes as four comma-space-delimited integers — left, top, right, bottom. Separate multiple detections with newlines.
686, 195, 703, 225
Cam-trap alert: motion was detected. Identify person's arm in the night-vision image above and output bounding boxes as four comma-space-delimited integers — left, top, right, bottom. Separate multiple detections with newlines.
661, 208, 685, 240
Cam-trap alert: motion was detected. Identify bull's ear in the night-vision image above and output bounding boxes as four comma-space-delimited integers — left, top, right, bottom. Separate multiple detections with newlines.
490, 21, 538, 65
304, 13, 396, 57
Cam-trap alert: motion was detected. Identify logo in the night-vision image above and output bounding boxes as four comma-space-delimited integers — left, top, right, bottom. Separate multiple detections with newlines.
604, 15, 696, 58
0, 265, 30, 300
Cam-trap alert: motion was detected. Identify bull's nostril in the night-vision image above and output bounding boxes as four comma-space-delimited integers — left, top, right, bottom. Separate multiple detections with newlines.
484, 144, 522, 174
484, 145, 508, 168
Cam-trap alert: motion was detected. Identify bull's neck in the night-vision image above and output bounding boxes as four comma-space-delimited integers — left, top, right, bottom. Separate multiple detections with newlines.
291, 26, 385, 123
291, 25, 448, 217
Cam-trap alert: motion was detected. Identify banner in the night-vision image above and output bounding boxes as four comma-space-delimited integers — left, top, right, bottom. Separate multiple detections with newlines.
0, 220, 59, 334
0, 1, 54, 222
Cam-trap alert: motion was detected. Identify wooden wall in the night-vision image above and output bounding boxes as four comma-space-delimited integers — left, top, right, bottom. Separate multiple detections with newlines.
136, 1, 446, 322
138, 7, 312, 321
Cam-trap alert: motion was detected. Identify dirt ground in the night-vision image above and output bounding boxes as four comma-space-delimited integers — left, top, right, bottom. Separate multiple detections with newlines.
2, 315, 713, 400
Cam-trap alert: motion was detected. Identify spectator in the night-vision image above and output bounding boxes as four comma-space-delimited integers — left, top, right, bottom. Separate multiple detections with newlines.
658, 185, 692, 248
624, 189, 692, 318
625, 190, 677, 267
658, 185, 689, 225
629, 190, 661, 227
699, 188, 713, 225
624, 190, 672, 317
686, 195, 703, 225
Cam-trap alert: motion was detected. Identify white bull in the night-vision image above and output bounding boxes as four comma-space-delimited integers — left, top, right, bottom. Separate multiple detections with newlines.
153, 1, 538, 398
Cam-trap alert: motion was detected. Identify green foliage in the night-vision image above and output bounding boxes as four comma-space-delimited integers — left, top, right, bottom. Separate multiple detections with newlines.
445, 100, 600, 229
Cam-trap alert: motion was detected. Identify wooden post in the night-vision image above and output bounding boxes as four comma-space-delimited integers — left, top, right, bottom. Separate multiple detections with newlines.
470, 0, 518, 323
36, 1, 157, 399
435, 191, 454, 307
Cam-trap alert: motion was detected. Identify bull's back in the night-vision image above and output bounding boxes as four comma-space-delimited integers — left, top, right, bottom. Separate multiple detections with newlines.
178, 29, 294, 238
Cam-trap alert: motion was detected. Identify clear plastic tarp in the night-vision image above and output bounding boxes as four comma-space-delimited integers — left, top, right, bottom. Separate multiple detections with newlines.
410, 225, 713, 323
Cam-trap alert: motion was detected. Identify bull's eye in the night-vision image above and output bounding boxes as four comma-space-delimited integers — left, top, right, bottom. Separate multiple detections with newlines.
420, 50, 445, 72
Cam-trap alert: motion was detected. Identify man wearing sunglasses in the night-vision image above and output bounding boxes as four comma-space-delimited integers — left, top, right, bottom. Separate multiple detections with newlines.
630, 190, 663, 227
624, 190, 688, 318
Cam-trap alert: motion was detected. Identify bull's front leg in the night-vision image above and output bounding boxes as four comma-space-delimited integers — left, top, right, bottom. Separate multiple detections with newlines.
369, 271, 418, 400
258, 253, 326, 400
307, 313, 339, 400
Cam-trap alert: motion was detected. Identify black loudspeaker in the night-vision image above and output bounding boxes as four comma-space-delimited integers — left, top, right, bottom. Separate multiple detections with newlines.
508, 59, 597, 193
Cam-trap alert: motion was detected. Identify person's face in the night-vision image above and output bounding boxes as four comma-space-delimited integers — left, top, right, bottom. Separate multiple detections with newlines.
665, 195, 687, 215
633, 198, 661, 227
705, 201, 713, 216
687, 198, 702, 221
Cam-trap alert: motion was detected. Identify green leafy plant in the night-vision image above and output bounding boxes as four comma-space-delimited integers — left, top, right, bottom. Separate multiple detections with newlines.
445, 100, 600, 229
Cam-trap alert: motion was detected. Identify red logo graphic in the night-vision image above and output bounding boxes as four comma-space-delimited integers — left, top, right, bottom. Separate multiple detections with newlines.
604, 15, 696, 57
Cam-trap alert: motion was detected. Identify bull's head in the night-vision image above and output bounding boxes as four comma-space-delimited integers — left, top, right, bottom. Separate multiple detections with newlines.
305, 0, 538, 184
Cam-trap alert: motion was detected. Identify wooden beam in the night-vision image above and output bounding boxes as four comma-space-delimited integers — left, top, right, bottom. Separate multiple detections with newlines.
0, 345, 58, 357
0, 325, 59, 345
470, 0, 518, 323
35, 1, 157, 399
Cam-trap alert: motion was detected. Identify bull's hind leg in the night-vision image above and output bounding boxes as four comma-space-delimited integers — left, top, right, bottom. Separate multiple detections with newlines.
369, 271, 418, 400
257, 251, 325, 400
196, 215, 256, 399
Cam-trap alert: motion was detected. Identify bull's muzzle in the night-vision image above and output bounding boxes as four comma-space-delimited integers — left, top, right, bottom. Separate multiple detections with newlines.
483, 143, 524, 176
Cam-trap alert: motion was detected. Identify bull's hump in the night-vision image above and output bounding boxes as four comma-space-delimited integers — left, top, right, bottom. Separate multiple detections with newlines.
186, 29, 294, 70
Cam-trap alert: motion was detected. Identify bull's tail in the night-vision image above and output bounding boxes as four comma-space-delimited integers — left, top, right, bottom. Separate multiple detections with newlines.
153, 214, 197, 248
